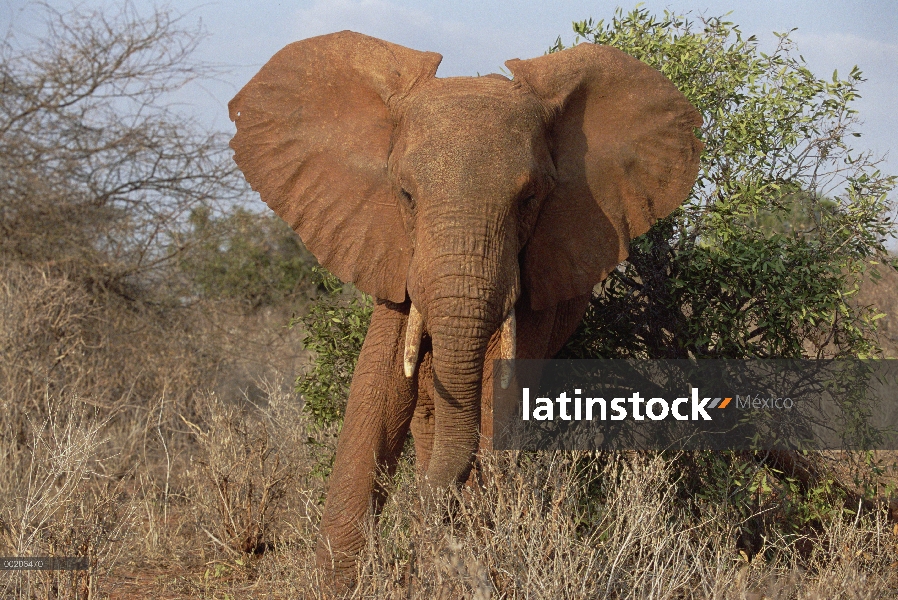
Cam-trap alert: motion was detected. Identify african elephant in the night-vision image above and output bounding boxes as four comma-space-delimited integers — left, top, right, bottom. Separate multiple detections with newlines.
228, 31, 702, 577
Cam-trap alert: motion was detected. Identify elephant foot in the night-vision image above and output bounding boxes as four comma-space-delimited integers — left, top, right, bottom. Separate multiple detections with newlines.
315, 542, 360, 596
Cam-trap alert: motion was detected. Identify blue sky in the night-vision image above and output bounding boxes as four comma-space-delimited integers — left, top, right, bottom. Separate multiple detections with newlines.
2, 0, 896, 190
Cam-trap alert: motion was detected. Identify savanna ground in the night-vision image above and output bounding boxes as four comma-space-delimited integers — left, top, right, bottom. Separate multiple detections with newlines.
3, 3, 898, 599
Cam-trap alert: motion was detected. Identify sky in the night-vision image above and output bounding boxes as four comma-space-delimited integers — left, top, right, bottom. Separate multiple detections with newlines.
2, 0, 896, 195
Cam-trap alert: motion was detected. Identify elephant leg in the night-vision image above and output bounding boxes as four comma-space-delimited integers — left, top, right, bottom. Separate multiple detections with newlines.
315, 301, 416, 575
411, 347, 436, 476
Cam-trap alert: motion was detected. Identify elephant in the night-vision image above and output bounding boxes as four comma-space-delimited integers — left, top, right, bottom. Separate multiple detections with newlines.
228, 31, 702, 578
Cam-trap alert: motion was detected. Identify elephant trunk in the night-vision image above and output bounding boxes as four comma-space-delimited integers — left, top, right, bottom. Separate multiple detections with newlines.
413, 273, 518, 490
424, 299, 494, 488
405, 202, 520, 491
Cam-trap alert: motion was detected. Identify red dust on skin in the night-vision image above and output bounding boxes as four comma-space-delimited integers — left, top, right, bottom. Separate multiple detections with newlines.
228, 30, 702, 583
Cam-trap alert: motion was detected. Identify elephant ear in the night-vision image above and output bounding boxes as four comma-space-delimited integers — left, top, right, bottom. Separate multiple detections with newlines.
506, 44, 703, 312
229, 31, 442, 302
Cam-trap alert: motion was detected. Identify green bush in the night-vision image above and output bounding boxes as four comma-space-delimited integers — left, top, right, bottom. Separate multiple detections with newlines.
551, 7, 896, 556
556, 9, 894, 361
292, 268, 372, 427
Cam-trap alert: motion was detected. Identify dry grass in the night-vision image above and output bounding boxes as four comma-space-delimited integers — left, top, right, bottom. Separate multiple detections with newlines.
256, 451, 896, 599
2, 261, 898, 599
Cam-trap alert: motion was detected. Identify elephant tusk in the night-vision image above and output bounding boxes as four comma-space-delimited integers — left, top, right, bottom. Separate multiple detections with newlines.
498, 308, 516, 389
404, 303, 424, 378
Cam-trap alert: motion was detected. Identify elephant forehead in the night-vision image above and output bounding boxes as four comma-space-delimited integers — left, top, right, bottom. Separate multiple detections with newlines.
402, 78, 544, 142
396, 80, 547, 189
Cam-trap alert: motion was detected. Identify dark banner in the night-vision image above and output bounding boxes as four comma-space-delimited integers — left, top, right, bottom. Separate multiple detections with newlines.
492, 360, 898, 451
0, 557, 89, 570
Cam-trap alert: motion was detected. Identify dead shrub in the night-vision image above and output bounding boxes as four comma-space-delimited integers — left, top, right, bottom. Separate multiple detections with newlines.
0, 392, 137, 600
0, 261, 224, 416
182, 384, 333, 563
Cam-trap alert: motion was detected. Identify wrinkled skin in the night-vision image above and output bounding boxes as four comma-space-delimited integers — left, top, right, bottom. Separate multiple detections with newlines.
229, 31, 702, 581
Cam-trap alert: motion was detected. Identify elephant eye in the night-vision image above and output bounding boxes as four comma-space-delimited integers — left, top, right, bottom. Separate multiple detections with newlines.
399, 188, 416, 211
520, 193, 537, 211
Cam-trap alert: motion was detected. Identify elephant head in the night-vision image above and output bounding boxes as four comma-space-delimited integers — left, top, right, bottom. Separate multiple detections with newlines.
229, 31, 701, 493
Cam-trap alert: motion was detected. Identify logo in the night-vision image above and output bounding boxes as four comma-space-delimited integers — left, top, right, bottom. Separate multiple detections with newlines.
521, 387, 732, 422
